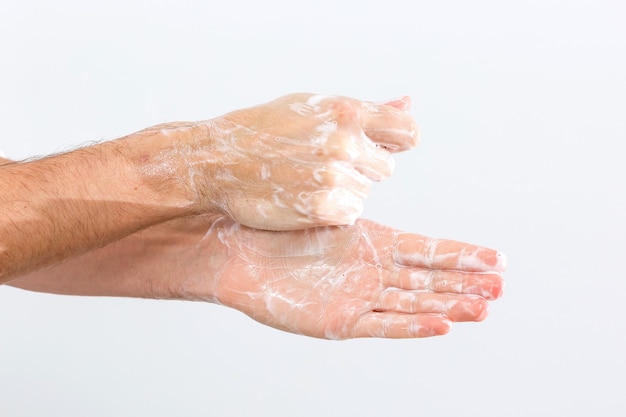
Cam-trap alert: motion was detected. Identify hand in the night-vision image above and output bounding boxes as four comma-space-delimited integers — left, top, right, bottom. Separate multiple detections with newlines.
186, 217, 506, 339
145, 93, 419, 230
12, 215, 506, 340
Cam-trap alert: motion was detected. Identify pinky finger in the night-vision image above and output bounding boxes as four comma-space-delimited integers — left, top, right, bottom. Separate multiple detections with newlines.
351, 312, 452, 339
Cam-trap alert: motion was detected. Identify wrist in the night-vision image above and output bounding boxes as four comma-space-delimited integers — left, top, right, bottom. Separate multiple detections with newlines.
123, 121, 223, 218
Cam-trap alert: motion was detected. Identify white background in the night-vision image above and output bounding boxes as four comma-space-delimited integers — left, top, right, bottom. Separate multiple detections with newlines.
1, 0, 625, 416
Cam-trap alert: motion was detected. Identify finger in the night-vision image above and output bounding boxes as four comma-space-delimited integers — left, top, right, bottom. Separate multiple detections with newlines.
386, 268, 504, 300
361, 102, 420, 152
394, 233, 508, 273
376, 290, 490, 321
291, 173, 371, 227
377, 96, 412, 112
351, 312, 452, 339
321, 128, 395, 182
352, 133, 395, 181
249, 161, 370, 228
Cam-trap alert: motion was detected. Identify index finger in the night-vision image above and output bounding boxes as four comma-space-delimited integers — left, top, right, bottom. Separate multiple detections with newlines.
393, 233, 508, 273
361, 97, 420, 152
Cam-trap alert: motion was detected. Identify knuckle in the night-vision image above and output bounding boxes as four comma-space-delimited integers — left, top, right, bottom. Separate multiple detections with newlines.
327, 134, 359, 161
312, 167, 339, 187
329, 98, 360, 125
308, 188, 362, 225
410, 123, 421, 147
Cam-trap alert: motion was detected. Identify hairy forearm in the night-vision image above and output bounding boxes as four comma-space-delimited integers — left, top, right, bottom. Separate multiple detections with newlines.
0, 129, 207, 284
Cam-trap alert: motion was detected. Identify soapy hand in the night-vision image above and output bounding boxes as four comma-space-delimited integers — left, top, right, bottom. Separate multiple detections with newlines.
12, 214, 506, 339
146, 93, 419, 231
183, 216, 506, 339
209, 93, 419, 230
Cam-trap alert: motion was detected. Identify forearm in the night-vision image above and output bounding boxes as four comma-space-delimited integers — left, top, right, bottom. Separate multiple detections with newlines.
0, 127, 209, 284
7, 231, 158, 298
7, 215, 221, 299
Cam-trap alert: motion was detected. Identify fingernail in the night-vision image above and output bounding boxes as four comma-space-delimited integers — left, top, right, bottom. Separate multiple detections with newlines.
496, 251, 508, 272
376, 96, 411, 111
474, 298, 490, 321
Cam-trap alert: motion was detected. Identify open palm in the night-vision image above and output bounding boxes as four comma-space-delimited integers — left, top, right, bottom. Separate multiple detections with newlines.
200, 217, 506, 339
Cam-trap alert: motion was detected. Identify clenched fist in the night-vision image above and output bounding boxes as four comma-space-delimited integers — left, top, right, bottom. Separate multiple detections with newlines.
141, 93, 419, 230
